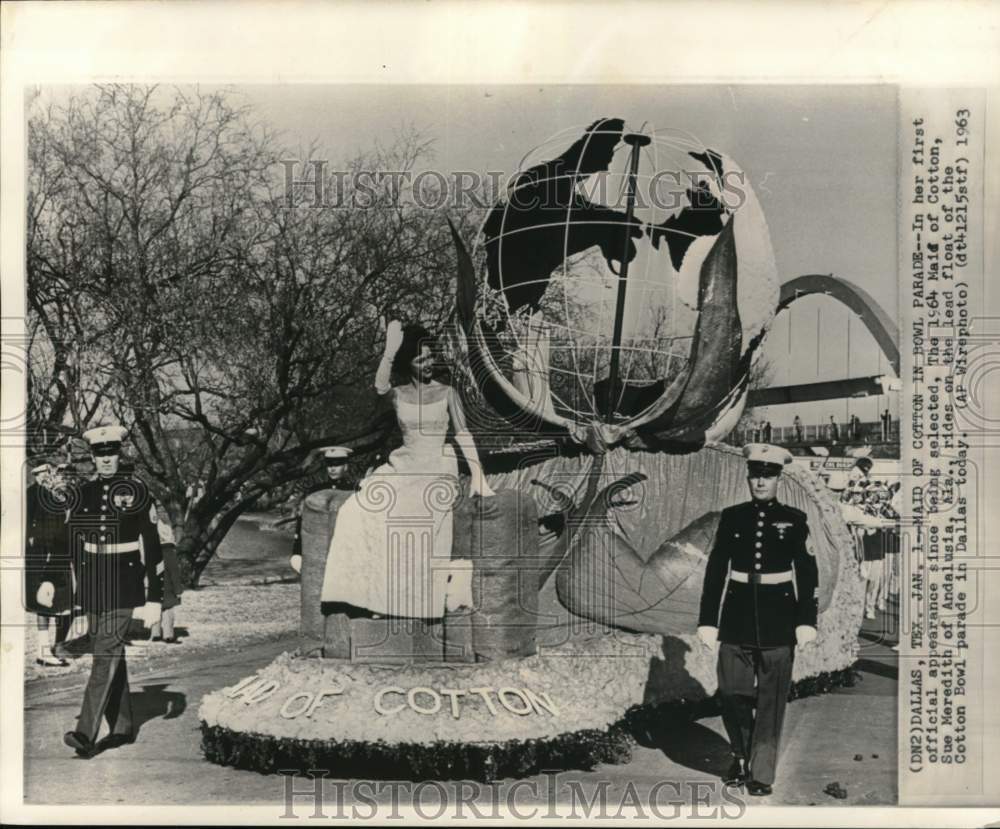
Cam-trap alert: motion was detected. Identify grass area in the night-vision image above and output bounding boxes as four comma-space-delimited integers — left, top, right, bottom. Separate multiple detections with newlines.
24, 582, 300, 682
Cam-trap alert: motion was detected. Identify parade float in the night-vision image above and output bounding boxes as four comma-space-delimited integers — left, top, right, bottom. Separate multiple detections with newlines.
199, 120, 863, 781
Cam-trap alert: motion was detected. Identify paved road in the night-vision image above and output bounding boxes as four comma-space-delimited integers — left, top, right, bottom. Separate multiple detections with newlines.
22, 610, 898, 811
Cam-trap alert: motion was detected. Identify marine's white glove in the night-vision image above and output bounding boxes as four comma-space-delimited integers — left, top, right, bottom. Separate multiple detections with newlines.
697, 625, 719, 651
134, 602, 162, 627
36, 581, 55, 609
289, 554, 303, 574
796, 625, 818, 647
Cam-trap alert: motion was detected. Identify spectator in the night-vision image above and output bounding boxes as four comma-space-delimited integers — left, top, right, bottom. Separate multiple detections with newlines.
793, 415, 803, 443
881, 408, 892, 441
828, 415, 840, 444
25, 461, 74, 667
762, 420, 772, 443
184, 477, 206, 521
861, 526, 887, 618
150, 503, 184, 644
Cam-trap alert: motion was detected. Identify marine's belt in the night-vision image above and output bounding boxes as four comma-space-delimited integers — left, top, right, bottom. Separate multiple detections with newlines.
730, 569, 793, 585
82, 541, 140, 554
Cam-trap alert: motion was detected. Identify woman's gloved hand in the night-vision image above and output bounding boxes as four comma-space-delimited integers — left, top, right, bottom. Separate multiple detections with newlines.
385, 320, 404, 354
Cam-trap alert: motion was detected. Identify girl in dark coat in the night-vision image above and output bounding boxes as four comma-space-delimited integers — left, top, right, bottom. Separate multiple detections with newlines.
25, 463, 74, 666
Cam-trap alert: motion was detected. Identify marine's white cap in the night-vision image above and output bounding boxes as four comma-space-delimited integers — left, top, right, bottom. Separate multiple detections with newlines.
83, 425, 128, 449
321, 446, 353, 461
742, 443, 793, 469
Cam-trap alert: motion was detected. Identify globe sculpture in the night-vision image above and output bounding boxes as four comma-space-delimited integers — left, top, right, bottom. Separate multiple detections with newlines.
451, 117, 780, 451
198, 119, 864, 783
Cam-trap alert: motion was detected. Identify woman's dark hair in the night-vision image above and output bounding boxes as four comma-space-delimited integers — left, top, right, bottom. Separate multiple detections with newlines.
391, 324, 437, 382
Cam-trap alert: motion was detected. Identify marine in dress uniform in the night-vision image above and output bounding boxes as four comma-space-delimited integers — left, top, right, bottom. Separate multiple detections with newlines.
25, 462, 74, 666
289, 446, 355, 573
697, 444, 819, 796
63, 426, 163, 758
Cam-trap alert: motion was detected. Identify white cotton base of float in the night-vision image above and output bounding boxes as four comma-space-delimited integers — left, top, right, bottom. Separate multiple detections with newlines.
198, 632, 655, 748
199, 599, 861, 759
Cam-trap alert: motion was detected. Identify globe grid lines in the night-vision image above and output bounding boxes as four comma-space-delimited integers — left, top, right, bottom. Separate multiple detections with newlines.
478, 120, 748, 428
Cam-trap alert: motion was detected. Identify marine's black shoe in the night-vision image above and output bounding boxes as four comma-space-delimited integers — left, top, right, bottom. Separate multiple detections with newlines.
98, 733, 135, 751
53, 642, 80, 661
63, 731, 96, 758
723, 757, 749, 786
746, 780, 773, 796
36, 654, 68, 667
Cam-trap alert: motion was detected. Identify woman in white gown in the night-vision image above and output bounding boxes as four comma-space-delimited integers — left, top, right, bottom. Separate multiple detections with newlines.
321, 321, 495, 619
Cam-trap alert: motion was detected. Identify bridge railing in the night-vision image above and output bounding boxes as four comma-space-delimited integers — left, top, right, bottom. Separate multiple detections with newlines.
729, 418, 899, 448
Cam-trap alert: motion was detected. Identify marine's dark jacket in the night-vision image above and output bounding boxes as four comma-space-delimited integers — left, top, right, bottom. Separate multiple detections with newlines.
698, 499, 819, 647
69, 474, 163, 613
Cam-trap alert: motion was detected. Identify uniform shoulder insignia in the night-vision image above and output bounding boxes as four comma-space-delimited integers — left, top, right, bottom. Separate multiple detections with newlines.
720, 503, 743, 520
783, 504, 807, 521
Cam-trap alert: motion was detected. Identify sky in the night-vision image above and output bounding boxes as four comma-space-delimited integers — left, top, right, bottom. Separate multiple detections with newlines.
40, 83, 899, 428
230, 83, 900, 427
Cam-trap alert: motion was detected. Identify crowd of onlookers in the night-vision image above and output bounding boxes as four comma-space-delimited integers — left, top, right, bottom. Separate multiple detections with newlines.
823, 458, 901, 642
828, 475, 901, 523
735, 408, 897, 448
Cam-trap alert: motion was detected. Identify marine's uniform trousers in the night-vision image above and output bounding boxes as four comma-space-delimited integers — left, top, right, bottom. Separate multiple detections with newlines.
699, 498, 819, 785
68, 474, 163, 742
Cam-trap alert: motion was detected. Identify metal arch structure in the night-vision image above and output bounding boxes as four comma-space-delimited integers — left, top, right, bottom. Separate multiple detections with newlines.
778, 274, 901, 377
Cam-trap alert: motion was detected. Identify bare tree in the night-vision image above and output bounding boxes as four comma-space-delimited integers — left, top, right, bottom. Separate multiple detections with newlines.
27, 85, 462, 583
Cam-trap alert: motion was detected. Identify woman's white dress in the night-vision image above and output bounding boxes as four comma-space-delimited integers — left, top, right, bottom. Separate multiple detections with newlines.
320, 394, 469, 618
